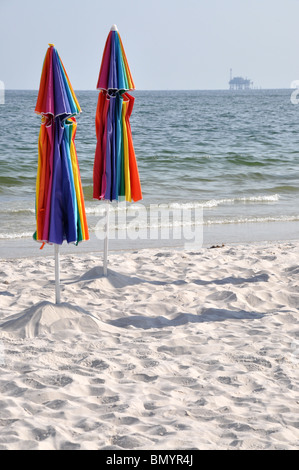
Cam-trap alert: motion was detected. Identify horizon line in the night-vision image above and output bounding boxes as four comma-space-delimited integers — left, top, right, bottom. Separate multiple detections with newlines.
3, 87, 292, 92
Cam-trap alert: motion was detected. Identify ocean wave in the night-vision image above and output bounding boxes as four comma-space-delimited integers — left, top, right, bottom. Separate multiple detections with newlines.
0, 194, 280, 218
0, 232, 33, 240
0, 176, 35, 186
204, 215, 299, 225
226, 154, 266, 166
1, 214, 298, 240
0, 208, 35, 215
202, 195, 274, 207
269, 185, 299, 193
92, 213, 299, 233
168, 195, 280, 208
84, 194, 280, 215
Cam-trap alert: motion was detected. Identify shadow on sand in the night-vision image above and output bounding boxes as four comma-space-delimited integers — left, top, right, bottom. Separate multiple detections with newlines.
108, 308, 268, 330
71, 266, 269, 289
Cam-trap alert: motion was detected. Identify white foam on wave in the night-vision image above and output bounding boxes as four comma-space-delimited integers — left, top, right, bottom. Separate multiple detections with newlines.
200, 194, 280, 208
85, 194, 281, 215
0, 208, 35, 215
0, 232, 33, 240
204, 214, 299, 225
0, 194, 286, 240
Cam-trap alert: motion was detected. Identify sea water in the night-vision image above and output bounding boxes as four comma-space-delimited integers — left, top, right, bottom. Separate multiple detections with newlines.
0, 89, 298, 256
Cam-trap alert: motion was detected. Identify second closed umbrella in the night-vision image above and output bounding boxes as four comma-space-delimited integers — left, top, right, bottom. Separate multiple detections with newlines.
34, 44, 89, 302
93, 26, 142, 275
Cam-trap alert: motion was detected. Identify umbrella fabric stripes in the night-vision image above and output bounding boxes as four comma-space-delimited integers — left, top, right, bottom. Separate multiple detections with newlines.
93, 25, 142, 276
35, 45, 81, 117
96, 27, 135, 92
93, 90, 142, 203
34, 44, 89, 246
122, 92, 142, 203
93, 25, 141, 203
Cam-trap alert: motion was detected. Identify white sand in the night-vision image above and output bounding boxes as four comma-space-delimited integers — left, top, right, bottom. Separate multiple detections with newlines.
0, 240, 298, 450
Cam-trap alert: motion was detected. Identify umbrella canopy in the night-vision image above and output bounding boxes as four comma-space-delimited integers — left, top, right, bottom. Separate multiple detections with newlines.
93, 26, 142, 203
34, 44, 89, 246
96, 24, 135, 92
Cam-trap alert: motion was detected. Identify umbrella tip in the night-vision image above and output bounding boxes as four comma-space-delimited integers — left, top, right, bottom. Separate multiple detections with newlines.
110, 24, 118, 31
48, 43, 55, 48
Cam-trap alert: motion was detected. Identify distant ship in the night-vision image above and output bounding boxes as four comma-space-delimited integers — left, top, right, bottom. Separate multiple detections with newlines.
229, 69, 253, 90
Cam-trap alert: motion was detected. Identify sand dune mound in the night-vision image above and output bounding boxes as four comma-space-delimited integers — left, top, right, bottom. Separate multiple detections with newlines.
0, 301, 102, 338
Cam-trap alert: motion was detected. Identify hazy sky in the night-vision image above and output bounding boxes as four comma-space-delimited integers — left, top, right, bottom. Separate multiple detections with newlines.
1, 0, 299, 90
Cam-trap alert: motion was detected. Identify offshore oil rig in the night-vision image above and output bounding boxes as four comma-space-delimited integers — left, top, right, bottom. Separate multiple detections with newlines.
229, 69, 253, 90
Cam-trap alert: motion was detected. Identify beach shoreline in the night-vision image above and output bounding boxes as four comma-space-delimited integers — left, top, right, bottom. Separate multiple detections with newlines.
1, 219, 298, 260
0, 237, 298, 450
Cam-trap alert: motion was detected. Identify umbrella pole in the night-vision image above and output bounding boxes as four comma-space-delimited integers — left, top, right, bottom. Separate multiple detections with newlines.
54, 244, 61, 304
103, 200, 110, 276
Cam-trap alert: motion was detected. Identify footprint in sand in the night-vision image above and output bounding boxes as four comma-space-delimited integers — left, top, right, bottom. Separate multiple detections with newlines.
133, 374, 158, 382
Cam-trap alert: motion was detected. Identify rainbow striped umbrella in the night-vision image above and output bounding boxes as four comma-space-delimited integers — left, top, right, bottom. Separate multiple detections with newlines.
96, 24, 135, 92
34, 44, 89, 303
93, 26, 142, 275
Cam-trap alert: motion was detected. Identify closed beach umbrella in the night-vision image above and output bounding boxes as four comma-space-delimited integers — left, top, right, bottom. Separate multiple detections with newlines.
34, 44, 89, 303
93, 25, 142, 275
96, 24, 135, 92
